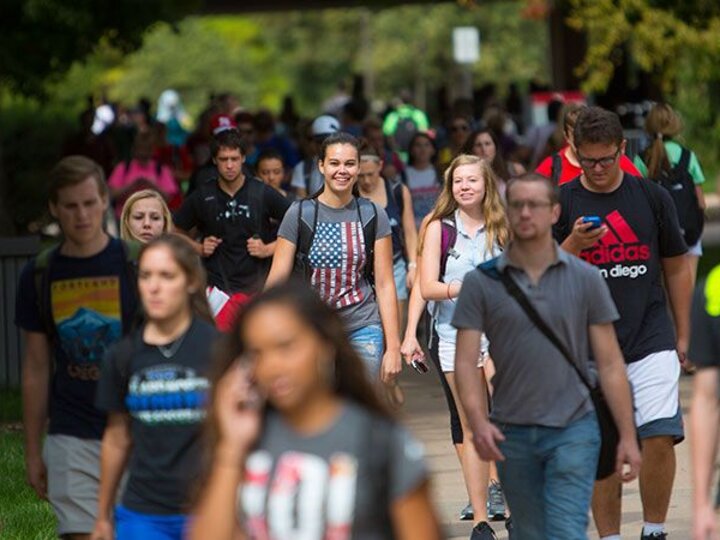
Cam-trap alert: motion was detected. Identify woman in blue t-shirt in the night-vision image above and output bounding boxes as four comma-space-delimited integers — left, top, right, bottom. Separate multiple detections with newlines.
91, 235, 218, 540
265, 132, 401, 382
190, 284, 440, 540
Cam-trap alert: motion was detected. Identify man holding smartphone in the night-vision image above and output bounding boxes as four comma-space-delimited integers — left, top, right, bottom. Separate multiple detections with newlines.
553, 107, 692, 540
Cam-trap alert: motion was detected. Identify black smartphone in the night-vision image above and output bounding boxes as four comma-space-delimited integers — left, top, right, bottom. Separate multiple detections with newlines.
411, 359, 428, 374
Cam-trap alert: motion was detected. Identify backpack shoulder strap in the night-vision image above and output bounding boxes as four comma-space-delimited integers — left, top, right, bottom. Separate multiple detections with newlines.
390, 178, 404, 216
296, 199, 319, 257
358, 198, 378, 285
247, 177, 266, 239
33, 245, 59, 338
477, 256, 502, 281
677, 146, 691, 172
439, 215, 458, 280
635, 175, 663, 234
551, 152, 562, 185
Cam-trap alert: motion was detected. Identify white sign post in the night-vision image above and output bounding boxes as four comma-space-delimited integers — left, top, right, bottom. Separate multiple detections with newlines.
453, 27, 481, 64
452, 27, 480, 100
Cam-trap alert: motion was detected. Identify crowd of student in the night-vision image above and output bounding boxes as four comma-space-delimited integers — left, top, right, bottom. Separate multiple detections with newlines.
15, 91, 719, 540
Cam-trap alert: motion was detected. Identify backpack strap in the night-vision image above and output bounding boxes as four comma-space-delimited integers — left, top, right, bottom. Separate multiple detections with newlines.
357, 198, 378, 286
294, 199, 320, 282
33, 245, 60, 341
677, 146, 691, 172
246, 178, 266, 240
390, 179, 405, 217
439, 215, 458, 281
551, 152, 562, 185
635, 175, 664, 235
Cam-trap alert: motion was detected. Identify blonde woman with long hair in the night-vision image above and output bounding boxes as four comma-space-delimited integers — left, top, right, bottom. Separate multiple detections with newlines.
119, 189, 173, 243
420, 154, 509, 540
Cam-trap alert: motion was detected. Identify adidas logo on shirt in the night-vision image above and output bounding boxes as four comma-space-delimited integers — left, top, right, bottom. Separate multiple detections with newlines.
580, 211, 650, 280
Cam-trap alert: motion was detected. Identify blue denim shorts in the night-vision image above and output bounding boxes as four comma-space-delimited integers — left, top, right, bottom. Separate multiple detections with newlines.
349, 324, 384, 377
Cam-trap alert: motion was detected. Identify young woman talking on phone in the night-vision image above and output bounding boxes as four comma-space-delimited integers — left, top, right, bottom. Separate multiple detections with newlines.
91, 235, 217, 540
189, 284, 441, 540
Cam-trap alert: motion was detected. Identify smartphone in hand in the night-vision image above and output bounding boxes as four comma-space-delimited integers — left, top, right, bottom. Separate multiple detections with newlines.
582, 216, 602, 230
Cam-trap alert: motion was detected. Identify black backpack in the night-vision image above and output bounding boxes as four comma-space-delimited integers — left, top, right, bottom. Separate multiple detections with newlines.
293, 197, 378, 286
645, 147, 704, 246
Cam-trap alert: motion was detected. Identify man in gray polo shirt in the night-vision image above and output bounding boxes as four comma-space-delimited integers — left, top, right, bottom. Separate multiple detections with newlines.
453, 173, 641, 540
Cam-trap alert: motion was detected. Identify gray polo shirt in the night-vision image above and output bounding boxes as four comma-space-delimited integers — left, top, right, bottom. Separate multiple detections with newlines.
452, 245, 619, 428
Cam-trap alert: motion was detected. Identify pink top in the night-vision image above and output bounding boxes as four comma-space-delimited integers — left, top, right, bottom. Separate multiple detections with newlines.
108, 159, 179, 215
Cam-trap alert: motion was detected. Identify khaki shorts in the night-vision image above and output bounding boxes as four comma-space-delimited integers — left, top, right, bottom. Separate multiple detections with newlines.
43, 434, 101, 536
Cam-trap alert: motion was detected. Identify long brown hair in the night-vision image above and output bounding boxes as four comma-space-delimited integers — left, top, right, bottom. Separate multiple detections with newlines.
139, 234, 213, 324
643, 103, 683, 178
423, 154, 508, 254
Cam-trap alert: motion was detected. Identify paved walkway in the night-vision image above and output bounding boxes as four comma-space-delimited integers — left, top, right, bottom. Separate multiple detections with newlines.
397, 368, 693, 539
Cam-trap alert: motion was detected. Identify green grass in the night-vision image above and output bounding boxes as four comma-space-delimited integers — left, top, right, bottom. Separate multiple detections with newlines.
0, 430, 55, 539
1, 388, 22, 424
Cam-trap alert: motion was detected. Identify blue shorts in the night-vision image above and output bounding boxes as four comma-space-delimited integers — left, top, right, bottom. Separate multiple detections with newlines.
115, 505, 188, 540
349, 324, 385, 377
393, 258, 409, 301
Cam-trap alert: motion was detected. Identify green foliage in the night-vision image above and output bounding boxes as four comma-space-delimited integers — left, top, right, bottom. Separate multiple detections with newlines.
49, 5, 549, 118
0, 0, 199, 97
567, 0, 720, 94
0, 93, 75, 231
0, 431, 55, 539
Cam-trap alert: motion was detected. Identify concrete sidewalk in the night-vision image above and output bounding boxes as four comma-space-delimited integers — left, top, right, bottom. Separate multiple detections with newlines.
397, 368, 693, 539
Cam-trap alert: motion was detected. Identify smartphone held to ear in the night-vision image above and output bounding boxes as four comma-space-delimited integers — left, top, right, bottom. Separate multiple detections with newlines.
582, 216, 602, 230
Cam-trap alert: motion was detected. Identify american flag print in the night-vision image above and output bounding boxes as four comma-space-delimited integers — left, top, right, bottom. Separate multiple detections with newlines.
309, 221, 366, 309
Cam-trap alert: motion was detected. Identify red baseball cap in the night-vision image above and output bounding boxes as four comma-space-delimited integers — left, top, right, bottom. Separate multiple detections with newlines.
210, 114, 237, 135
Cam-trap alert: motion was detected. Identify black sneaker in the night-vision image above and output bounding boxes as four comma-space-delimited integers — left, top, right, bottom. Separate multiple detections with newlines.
640, 531, 667, 539
487, 480, 506, 521
459, 502, 474, 521
470, 521, 498, 540
505, 516, 515, 539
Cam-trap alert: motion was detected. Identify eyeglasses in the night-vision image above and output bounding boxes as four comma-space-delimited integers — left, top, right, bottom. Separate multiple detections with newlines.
507, 200, 554, 212
577, 149, 620, 169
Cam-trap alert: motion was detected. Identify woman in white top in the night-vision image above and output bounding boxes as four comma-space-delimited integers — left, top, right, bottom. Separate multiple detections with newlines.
420, 154, 509, 539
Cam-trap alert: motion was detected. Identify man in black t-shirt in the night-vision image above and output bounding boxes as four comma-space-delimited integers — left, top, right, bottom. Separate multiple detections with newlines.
174, 129, 289, 328
688, 266, 720, 538
553, 107, 692, 540
15, 156, 139, 539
